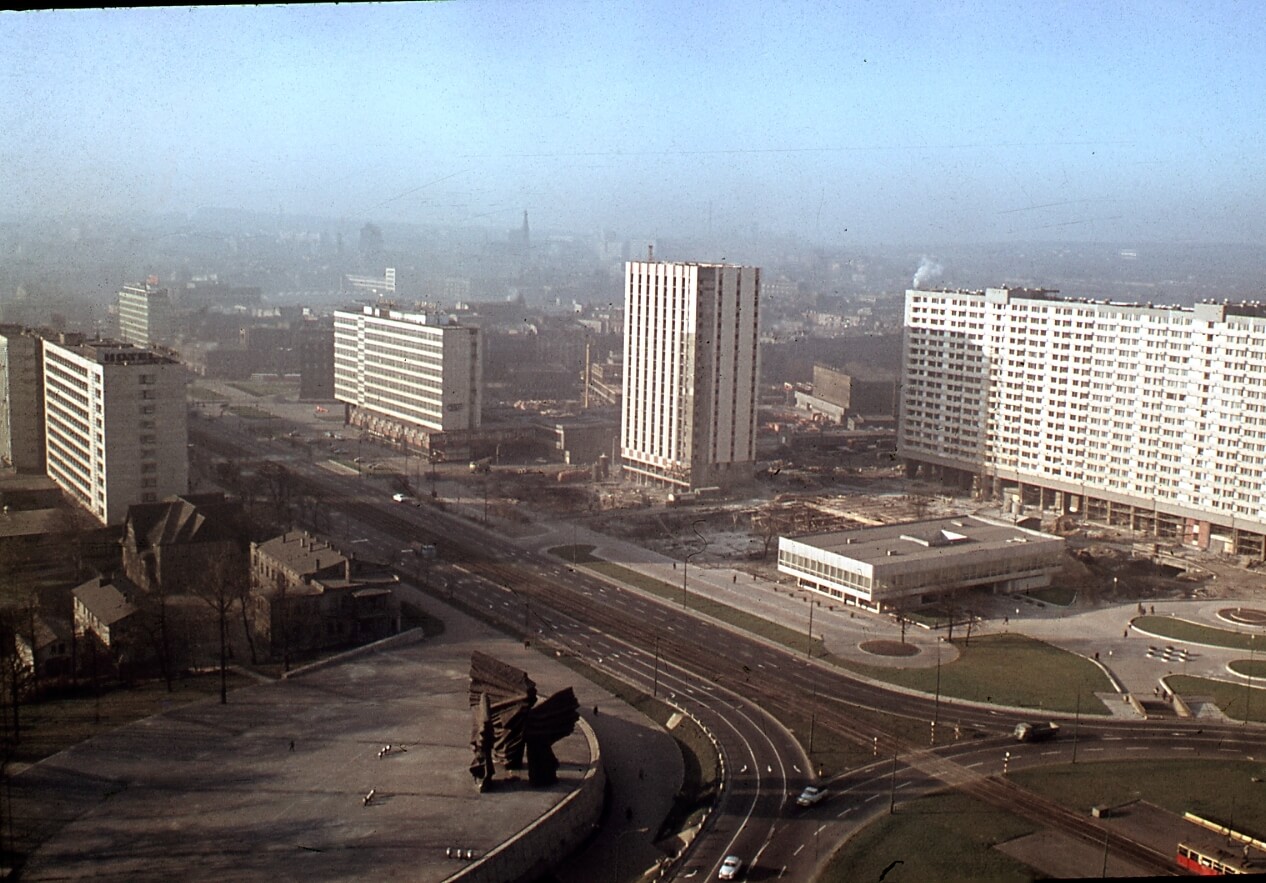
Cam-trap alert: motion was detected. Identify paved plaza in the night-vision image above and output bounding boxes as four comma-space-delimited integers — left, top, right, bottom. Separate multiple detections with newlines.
10, 589, 675, 882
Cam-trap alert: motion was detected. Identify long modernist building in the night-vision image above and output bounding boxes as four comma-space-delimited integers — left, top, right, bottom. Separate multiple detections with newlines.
333, 306, 481, 456
778, 515, 1064, 611
621, 260, 760, 490
900, 287, 1266, 556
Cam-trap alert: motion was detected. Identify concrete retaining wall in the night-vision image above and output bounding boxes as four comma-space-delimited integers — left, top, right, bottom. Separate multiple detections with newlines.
448, 717, 605, 883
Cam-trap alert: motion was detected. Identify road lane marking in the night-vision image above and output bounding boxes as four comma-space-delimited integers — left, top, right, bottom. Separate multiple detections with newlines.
1126, 746, 1149, 751
967, 762, 983, 768
793, 844, 804, 856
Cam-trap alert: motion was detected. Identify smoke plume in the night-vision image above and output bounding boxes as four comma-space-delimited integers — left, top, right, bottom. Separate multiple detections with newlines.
912, 256, 944, 289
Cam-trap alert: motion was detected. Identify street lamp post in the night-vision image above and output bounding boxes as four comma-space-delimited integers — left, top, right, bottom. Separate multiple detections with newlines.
932, 637, 943, 745
806, 595, 815, 659
1245, 634, 1256, 726
1072, 688, 1081, 763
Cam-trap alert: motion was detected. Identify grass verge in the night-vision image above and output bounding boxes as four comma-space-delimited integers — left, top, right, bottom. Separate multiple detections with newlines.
1013, 759, 1266, 837
824, 759, 1266, 883
1166, 675, 1266, 723
1133, 615, 1263, 651
820, 790, 1036, 883
548, 545, 827, 658
842, 634, 1114, 715
1228, 659, 1266, 679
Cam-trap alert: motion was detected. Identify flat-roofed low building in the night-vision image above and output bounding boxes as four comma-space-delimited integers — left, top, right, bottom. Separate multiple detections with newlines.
777, 515, 1064, 612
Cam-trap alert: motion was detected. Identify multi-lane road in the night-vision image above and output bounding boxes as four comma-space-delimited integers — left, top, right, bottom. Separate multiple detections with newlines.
192, 418, 1266, 880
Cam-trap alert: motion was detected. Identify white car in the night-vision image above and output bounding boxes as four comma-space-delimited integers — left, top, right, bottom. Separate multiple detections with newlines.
391, 493, 413, 503
796, 785, 828, 807
718, 855, 743, 880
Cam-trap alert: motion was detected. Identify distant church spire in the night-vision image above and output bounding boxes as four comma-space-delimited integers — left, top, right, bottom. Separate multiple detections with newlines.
522, 210, 530, 248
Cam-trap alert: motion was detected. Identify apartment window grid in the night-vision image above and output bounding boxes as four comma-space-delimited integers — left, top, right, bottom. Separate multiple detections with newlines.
903, 290, 1266, 525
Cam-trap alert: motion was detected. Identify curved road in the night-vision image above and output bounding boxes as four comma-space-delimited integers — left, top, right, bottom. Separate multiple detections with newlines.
192, 419, 1266, 880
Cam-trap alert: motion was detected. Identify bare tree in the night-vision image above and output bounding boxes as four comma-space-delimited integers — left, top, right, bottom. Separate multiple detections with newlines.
134, 582, 175, 693
0, 607, 32, 745
754, 507, 788, 561
193, 556, 245, 704
259, 462, 293, 530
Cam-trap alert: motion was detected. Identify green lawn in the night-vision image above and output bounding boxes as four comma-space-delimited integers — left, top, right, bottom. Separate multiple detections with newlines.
1014, 759, 1266, 837
1133, 615, 1264, 651
820, 790, 1037, 883
1166, 675, 1266, 723
840, 633, 1113, 715
1228, 658, 1266, 679
824, 759, 1266, 883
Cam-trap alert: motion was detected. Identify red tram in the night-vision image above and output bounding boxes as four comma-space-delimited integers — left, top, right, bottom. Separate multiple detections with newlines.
1176, 841, 1252, 876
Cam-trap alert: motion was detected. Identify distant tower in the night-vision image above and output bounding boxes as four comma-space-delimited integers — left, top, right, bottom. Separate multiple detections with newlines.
521, 211, 530, 249
359, 222, 384, 257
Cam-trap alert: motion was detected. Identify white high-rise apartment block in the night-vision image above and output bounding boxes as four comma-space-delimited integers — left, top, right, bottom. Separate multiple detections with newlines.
0, 325, 45, 473
117, 284, 173, 347
333, 306, 481, 447
901, 287, 1266, 554
621, 261, 760, 490
42, 339, 188, 525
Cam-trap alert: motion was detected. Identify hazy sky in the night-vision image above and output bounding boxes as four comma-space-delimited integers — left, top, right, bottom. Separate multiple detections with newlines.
3, 1, 1264, 244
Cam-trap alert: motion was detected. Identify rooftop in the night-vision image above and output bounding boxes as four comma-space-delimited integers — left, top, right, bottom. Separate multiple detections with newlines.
791, 515, 1062, 565
73, 576, 139, 626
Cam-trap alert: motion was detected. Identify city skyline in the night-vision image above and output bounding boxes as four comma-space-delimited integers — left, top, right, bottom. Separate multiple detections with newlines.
3, 2, 1265, 245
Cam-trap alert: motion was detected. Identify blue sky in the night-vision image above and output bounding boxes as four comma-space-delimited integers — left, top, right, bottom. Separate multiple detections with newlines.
2, 1, 1264, 243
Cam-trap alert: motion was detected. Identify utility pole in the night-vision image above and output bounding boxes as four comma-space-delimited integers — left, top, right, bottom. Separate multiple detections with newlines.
652, 637, 660, 698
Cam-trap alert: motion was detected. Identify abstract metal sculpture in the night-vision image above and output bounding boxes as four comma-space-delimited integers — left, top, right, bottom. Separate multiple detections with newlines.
468, 651, 579, 789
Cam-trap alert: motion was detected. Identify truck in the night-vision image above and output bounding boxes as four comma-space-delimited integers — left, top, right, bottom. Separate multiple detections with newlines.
1013, 721, 1060, 742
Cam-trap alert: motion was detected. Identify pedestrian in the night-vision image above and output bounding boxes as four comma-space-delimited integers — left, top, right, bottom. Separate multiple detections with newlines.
1150, 605, 1155, 615
1123, 629, 1128, 638
733, 574, 737, 584
593, 705, 599, 716
289, 740, 295, 752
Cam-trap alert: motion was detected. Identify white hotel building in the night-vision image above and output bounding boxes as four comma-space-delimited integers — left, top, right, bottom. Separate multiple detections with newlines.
621, 261, 760, 490
901, 287, 1266, 556
333, 306, 481, 453
42, 339, 188, 525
